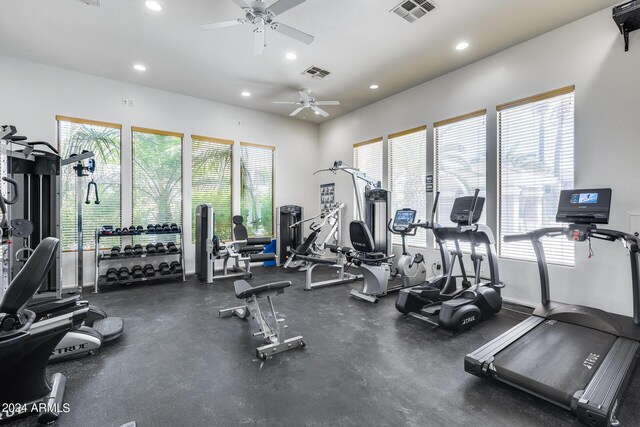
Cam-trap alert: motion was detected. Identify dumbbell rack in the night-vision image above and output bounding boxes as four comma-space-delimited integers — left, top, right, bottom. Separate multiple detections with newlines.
93, 227, 186, 293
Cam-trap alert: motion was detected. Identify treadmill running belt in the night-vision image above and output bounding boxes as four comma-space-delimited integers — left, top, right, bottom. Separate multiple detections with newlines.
493, 320, 617, 407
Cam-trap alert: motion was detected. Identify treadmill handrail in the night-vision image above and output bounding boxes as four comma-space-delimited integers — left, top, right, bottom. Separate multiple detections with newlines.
505, 226, 640, 324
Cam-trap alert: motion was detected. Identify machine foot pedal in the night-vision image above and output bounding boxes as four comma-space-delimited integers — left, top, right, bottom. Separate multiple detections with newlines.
92, 317, 124, 342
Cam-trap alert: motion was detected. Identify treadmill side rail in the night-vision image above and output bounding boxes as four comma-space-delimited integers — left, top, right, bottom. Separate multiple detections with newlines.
575, 337, 639, 427
465, 315, 545, 376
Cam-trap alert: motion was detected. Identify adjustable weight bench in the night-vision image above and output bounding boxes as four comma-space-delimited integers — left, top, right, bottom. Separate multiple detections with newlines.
219, 280, 305, 360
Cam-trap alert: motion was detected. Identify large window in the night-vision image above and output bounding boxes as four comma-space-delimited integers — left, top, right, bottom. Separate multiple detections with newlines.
191, 135, 233, 241
240, 142, 274, 237
57, 116, 121, 251
132, 127, 183, 231
434, 110, 487, 229
498, 86, 575, 266
389, 126, 427, 247
353, 137, 384, 185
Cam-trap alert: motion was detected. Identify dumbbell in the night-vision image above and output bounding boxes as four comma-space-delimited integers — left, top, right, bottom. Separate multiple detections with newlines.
106, 268, 119, 282
170, 261, 183, 274
131, 265, 145, 279
143, 264, 156, 277
134, 244, 144, 255
124, 245, 135, 256
167, 242, 178, 253
147, 224, 156, 233
110, 246, 121, 257
136, 225, 144, 233
155, 242, 166, 253
118, 267, 129, 281
101, 226, 114, 235
158, 262, 171, 275
115, 227, 122, 235
146, 243, 158, 254
170, 223, 180, 233
160, 223, 170, 233
121, 227, 130, 235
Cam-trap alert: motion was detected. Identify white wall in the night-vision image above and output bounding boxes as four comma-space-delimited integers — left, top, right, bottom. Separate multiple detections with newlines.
0, 54, 319, 288
319, 7, 640, 316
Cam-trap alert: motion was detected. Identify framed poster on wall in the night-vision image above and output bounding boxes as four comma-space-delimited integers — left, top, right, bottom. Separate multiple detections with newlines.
321, 183, 336, 212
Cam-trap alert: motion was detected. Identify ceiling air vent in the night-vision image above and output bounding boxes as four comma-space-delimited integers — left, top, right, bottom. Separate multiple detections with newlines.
301, 66, 331, 79
80, 0, 101, 6
391, 0, 437, 23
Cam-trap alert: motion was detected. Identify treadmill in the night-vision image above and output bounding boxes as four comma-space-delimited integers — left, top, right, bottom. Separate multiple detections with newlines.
465, 188, 640, 427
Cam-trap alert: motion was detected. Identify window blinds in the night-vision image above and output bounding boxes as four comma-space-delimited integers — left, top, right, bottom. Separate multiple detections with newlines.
389, 127, 427, 247
353, 138, 384, 220
353, 138, 384, 185
434, 112, 487, 231
498, 87, 575, 266
57, 117, 121, 251
191, 135, 233, 241
131, 128, 183, 233
240, 143, 274, 237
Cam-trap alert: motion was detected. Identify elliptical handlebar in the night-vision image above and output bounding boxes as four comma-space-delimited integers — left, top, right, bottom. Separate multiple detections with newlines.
468, 188, 480, 227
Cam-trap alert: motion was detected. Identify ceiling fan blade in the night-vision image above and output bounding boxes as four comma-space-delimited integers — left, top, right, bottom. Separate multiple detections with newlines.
271, 22, 314, 45
201, 19, 246, 30
231, 0, 250, 9
253, 26, 265, 55
290, 107, 305, 117
315, 101, 340, 106
267, 0, 305, 17
311, 106, 330, 117
272, 101, 298, 104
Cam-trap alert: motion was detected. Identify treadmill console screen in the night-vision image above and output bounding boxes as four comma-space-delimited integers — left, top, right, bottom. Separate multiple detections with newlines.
393, 209, 417, 232
450, 196, 485, 225
556, 188, 612, 224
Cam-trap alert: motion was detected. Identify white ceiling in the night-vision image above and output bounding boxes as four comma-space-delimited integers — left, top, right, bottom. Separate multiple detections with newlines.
0, 0, 619, 123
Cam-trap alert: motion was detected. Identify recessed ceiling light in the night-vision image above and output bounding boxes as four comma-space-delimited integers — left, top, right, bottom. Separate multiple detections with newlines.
456, 41, 469, 51
314, 111, 320, 115
133, 64, 146, 71
144, 0, 162, 11
285, 52, 297, 60
241, 91, 251, 97
370, 84, 379, 90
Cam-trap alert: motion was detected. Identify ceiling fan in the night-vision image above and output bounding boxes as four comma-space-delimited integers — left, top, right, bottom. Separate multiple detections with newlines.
201, 0, 314, 55
273, 89, 340, 117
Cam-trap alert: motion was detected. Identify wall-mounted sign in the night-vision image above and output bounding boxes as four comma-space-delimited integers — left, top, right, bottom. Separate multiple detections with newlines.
425, 175, 434, 193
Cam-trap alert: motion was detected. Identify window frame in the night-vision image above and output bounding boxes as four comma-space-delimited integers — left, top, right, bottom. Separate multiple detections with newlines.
190, 134, 234, 242
497, 85, 576, 266
56, 115, 123, 253
239, 141, 275, 237
131, 126, 185, 232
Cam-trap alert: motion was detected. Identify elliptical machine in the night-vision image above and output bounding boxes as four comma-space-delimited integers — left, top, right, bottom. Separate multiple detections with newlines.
387, 208, 427, 288
396, 189, 503, 331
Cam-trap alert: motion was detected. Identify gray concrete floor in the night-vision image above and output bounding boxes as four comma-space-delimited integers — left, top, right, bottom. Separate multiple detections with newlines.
8, 267, 640, 426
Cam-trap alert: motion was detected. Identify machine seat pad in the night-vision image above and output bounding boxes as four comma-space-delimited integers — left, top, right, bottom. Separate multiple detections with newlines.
296, 255, 338, 265
363, 252, 386, 260
234, 280, 291, 299
239, 245, 266, 253
249, 253, 276, 262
